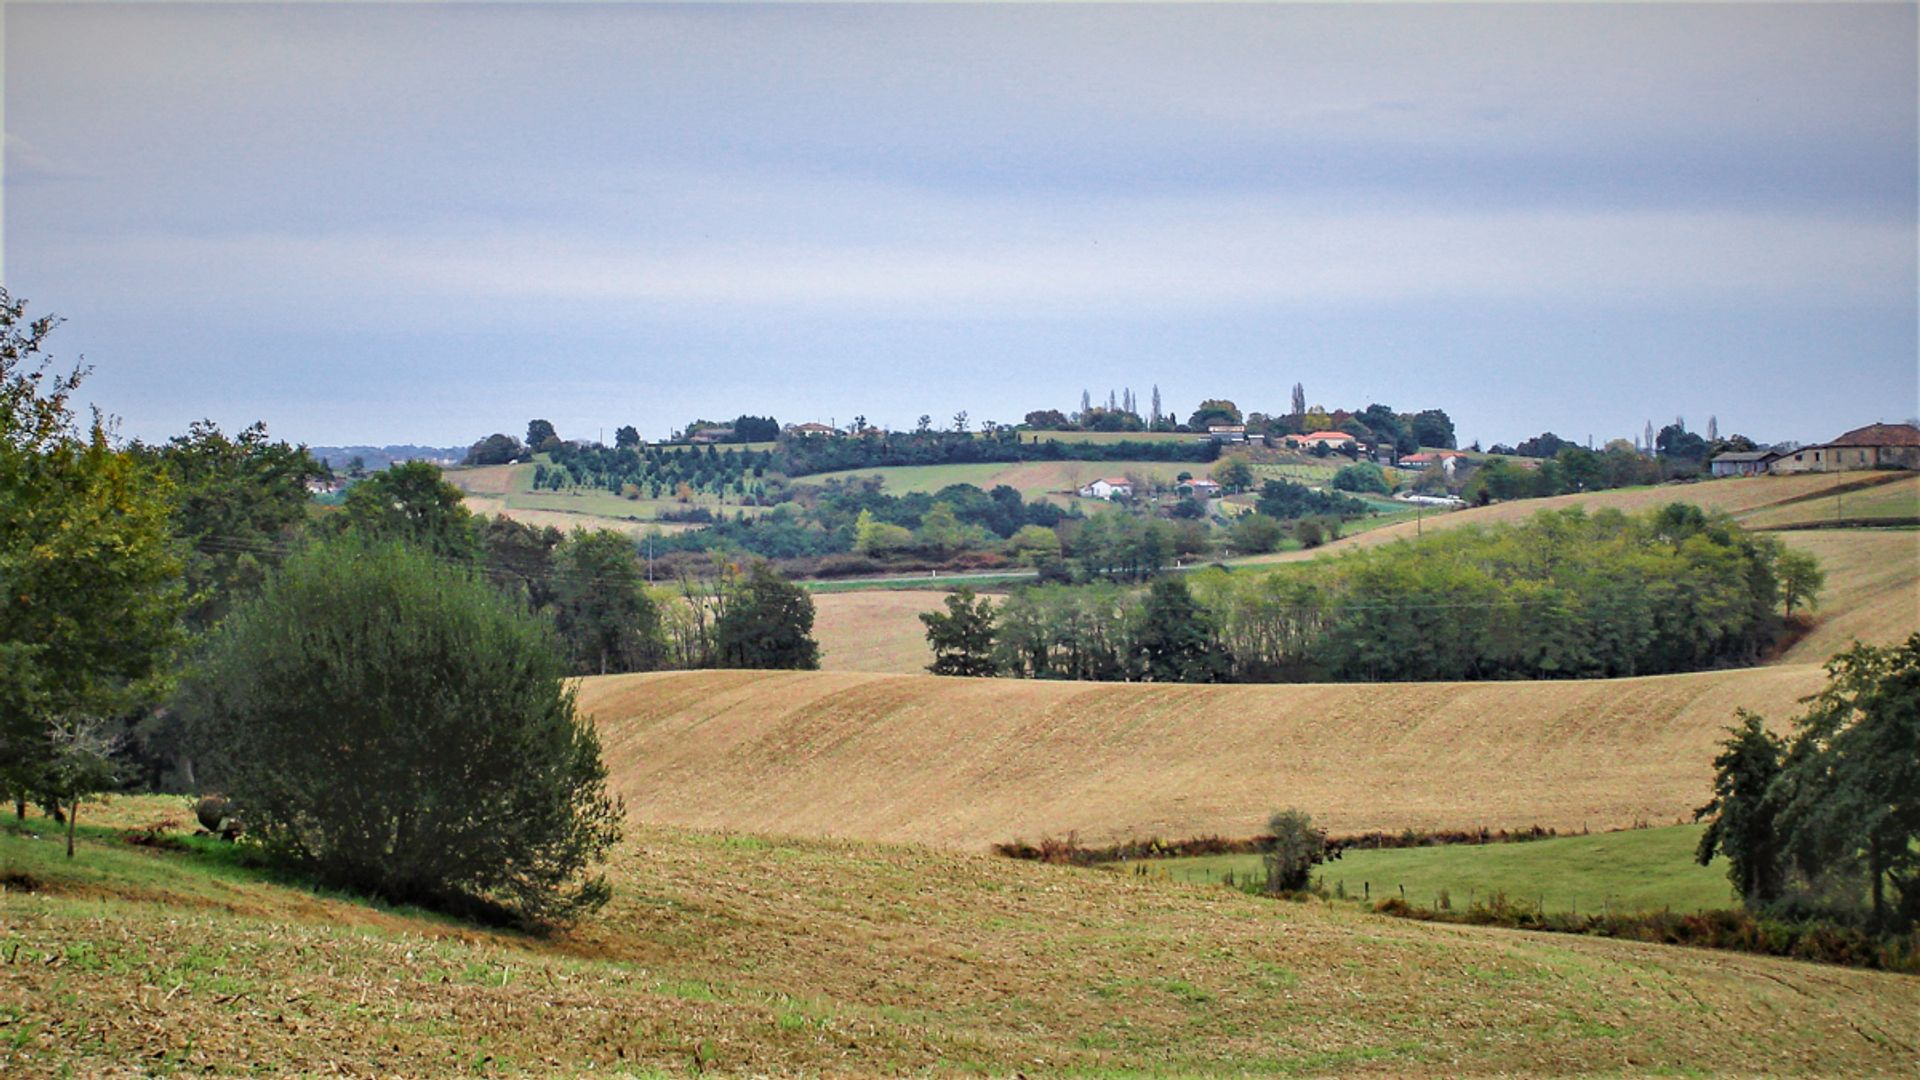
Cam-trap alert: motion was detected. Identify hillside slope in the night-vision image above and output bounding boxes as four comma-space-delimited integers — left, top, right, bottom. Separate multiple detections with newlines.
1240, 471, 1903, 564
5, 799, 1917, 1077
583, 663, 1832, 850
810, 525, 1915, 677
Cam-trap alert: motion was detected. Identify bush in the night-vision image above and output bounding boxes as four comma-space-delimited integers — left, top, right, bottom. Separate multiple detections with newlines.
185, 540, 622, 925
1264, 808, 1332, 893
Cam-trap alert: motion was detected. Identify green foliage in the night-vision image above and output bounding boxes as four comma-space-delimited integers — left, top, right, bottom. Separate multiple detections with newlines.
1263, 809, 1330, 893
526, 419, 558, 450
1409, 409, 1455, 450
1229, 513, 1285, 555
853, 508, 915, 555
1210, 456, 1254, 491
339, 461, 479, 560
1695, 711, 1788, 907
1331, 462, 1390, 495
614, 424, 642, 449
132, 420, 323, 632
992, 583, 1133, 681
1132, 578, 1224, 683
1187, 399, 1242, 428
184, 539, 622, 925
714, 561, 820, 670
1254, 479, 1365, 521
1, 294, 186, 815
553, 530, 662, 675
1069, 509, 1173, 582
1777, 550, 1825, 617
465, 432, 526, 466
1772, 636, 1920, 932
920, 587, 999, 676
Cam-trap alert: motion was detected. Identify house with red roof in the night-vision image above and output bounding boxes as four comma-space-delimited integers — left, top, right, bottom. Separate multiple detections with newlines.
1771, 423, 1920, 474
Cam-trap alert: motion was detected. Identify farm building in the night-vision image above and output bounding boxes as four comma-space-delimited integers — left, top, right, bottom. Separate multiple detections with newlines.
784, 422, 840, 437
1179, 478, 1222, 497
1399, 451, 1465, 476
1284, 430, 1359, 452
1709, 450, 1780, 478
1771, 423, 1920, 474
1206, 424, 1248, 444
1078, 477, 1133, 500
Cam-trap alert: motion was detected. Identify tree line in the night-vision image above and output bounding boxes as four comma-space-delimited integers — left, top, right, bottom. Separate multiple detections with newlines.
923, 504, 1821, 684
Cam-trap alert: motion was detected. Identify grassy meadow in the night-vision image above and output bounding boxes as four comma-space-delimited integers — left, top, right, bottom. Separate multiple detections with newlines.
1141, 824, 1738, 916
445, 459, 769, 536
796, 459, 1203, 502
6, 798, 1918, 1077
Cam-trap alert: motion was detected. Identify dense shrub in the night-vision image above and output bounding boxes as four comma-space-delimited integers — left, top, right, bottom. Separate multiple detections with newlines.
184, 539, 623, 926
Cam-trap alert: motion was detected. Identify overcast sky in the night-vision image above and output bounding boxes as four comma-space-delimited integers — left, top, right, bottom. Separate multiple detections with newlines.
4, 2, 1915, 449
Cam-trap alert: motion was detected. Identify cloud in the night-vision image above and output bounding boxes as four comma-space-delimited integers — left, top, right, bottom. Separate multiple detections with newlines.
32, 194, 1911, 328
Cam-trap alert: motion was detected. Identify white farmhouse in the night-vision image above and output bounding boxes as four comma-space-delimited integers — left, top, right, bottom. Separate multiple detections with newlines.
1078, 477, 1134, 500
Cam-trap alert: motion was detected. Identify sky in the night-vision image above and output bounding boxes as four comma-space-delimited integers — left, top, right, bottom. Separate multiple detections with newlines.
4, 1, 1915, 450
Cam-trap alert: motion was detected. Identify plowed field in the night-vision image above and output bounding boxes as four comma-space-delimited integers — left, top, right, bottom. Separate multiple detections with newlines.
581, 662, 1835, 850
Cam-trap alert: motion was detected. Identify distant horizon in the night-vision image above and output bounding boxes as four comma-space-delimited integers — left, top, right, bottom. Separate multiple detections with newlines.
6, 3, 1914, 451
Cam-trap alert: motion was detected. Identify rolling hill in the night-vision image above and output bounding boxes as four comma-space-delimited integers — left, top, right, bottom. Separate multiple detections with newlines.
5, 797, 1917, 1077
580, 662, 1835, 850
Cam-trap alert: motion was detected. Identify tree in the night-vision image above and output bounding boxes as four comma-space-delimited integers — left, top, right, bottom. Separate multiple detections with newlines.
183, 539, 622, 925
1264, 808, 1331, 893
714, 561, 819, 669
1331, 462, 1390, 495
2, 292, 186, 821
1410, 408, 1455, 450
339, 460, 478, 560
1290, 383, 1307, 420
1655, 423, 1708, 463
1188, 399, 1242, 428
552, 530, 661, 675
1772, 635, 1920, 931
1695, 711, 1789, 907
614, 424, 642, 449
1778, 550, 1825, 617
134, 420, 323, 633
1150, 385, 1164, 429
1009, 523, 1062, 565
526, 419, 559, 450
1131, 577, 1223, 682
920, 587, 998, 676
853, 508, 914, 555
466, 432, 525, 466
1230, 513, 1285, 555
1211, 456, 1254, 492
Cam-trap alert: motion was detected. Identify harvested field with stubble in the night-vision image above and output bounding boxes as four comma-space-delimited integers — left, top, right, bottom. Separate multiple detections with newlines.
1778, 528, 1920, 662
5, 797, 1918, 1078
811, 589, 948, 673
581, 663, 1837, 851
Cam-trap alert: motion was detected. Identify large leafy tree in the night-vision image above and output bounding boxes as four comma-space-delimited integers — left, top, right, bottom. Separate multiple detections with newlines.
133, 420, 324, 632
1772, 635, 1920, 931
0, 291, 186, 823
920, 587, 999, 676
552, 529, 662, 675
1131, 577, 1224, 683
1694, 711, 1788, 906
339, 460, 478, 560
714, 561, 819, 669
184, 539, 622, 924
